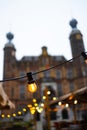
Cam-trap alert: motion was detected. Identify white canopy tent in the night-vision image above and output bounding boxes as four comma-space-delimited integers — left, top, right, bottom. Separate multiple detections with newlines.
0, 83, 15, 109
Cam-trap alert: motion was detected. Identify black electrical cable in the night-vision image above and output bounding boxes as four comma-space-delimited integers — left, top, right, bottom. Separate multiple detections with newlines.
0, 53, 84, 82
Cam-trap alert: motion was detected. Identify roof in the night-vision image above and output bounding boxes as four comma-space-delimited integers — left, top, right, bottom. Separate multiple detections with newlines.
21, 55, 66, 62
50, 87, 87, 105
0, 83, 15, 109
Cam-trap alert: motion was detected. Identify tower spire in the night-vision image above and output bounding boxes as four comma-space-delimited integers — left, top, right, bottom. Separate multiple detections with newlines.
69, 18, 85, 58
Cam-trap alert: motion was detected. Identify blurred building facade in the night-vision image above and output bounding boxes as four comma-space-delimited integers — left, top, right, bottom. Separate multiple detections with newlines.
1, 19, 87, 123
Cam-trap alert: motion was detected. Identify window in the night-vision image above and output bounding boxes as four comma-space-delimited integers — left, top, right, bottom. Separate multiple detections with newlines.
44, 71, 50, 78
50, 111, 57, 120
82, 110, 87, 121
57, 84, 62, 97
56, 70, 61, 79
20, 85, 25, 99
42, 57, 49, 66
67, 69, 73, 79
62, 109, 69, 119
70, 82, 74, 92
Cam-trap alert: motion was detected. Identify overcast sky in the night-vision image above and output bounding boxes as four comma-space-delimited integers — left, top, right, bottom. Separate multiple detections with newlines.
0, 0, 87, 80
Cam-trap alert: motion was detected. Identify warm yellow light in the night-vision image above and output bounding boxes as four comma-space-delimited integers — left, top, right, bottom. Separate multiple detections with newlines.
23, 108, 26, 112
13, 113, 16, 117
1, 114, 5, 118
27, 72, 37, 93
30, 109, 35, 114
41, 103, 44, 107
37, 107, 43, 113
30, 107, 36, 114
53, 97, 57, 100
27, 82, 37, 93
42, 96, 46, 100
33, 98, 37, 102
34, 103, 38, 107
65, 103, 69, 107
18, 111, 22, 115
58, 101, 62, 106
27, 104, 32, 108
74, 100, 78, 104
69, 95, 73, 100
7, 114, 10, 118
47, 90, 51, 95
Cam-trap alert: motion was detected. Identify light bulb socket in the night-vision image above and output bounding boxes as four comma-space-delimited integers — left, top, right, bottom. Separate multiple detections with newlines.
27, 72, 35, 83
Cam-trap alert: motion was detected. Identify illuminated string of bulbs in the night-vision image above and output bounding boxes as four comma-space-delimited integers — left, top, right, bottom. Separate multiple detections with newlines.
1, 87, 79, 118
0, 96, 78, 119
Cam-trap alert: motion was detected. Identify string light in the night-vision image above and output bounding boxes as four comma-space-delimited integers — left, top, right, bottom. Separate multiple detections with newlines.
47, 90, 51, 95
12, 113, 16, 117
41, 103, 44, 108
33, 98, 37, 103
27, 72, 37, 93
42, 96, 46, 100
23, 108, 26, 112
74, 100, 78, 104
1, 114, 5, 118
53, 97, 57, 100
27, 104, 32, 108
18, 111, 22, 115
65, 103, 69, 108
58, 101, 62, 106
7, 114, 10, 118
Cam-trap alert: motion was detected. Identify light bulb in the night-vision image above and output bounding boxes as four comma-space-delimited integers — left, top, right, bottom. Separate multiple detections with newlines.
27, 82, 37, 93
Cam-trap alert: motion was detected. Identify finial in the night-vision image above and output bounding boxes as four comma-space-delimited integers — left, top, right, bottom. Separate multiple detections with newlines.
69, 19, 78, 28
6, 32, 14, 42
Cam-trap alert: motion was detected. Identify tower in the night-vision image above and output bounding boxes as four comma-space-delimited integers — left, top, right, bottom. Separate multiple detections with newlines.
69, 18, 85, 58
3, 32, 16, 79
69, 19, 86, 89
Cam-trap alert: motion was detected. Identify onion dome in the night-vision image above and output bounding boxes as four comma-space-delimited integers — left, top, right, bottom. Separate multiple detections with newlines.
69, 19, 78, 29
6, 32, 14, 42
69, 19, 81, 36
5, 32, 15, 48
